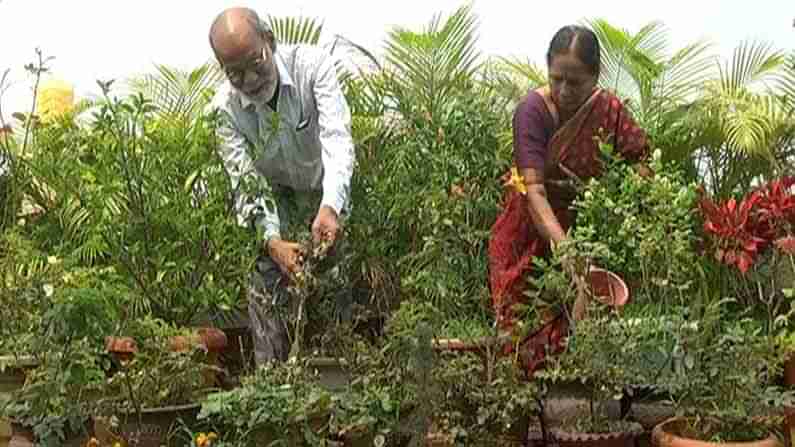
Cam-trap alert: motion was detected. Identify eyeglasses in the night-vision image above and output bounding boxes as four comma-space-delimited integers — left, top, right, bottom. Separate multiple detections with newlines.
222, 49, 268, 85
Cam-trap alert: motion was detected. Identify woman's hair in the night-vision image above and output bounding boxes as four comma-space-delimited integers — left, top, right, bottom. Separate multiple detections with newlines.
546, 25, 601, 76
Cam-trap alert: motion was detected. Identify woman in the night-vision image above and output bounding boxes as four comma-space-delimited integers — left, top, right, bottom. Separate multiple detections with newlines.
488, 25, 649, 374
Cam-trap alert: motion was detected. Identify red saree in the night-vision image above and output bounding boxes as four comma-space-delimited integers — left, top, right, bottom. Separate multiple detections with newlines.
488, 88, 648, 375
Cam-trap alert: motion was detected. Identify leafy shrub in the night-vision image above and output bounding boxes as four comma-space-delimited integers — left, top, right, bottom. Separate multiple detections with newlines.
21, 91, 254, 326
569, 148, 701, 303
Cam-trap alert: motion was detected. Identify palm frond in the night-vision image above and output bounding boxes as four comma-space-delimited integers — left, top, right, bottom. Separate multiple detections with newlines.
127, 62, 224, 121
384, 4, 481, 119
720, 40, 786, 94
776, 52, 795, 113
267, 15, 324, 45
498, 57, 547, 87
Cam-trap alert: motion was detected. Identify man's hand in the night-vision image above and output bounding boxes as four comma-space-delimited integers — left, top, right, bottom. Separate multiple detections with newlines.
311, 205, 340, 247
266, 238, 305, 275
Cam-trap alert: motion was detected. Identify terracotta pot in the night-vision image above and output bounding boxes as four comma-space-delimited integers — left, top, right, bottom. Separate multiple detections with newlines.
105, 336, 138, 362
0, 363, 29, 447
785, 353, 795, 447
652, 417, 782, 447
784, 353, 795, 388
586, 268, 630, 307
7, 424, 32, 447
169, 328, 228, 353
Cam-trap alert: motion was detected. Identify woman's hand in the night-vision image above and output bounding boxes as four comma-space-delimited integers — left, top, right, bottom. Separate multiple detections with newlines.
555, 241, 591, 322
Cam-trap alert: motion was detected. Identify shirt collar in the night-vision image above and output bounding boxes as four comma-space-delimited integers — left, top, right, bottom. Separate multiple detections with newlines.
239, 49, 294, 110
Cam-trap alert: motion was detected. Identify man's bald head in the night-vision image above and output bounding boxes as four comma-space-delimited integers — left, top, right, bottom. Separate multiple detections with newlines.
209, 7, 275, 62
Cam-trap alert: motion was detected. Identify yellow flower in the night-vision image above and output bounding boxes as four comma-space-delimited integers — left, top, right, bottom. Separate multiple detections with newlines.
196, 432, 217, 447
37, 79, 75, 122
506, 167, 527, 195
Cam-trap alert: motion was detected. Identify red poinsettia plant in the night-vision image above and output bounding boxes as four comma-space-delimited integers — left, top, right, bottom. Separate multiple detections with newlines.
699, 176, 795, 273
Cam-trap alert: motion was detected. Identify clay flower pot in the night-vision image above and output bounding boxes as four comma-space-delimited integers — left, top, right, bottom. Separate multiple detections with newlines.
586, 268, 630, 307
169, 328, 228, 354
169, 328, 228, 388
652, 417, 781, 447
104, 336, 138, 362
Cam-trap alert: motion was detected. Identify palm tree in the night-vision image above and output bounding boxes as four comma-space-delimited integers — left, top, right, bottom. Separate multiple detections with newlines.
382, 3, 481, 121
127, 62, 224, 122
267, 15, 324, 45
691, 41, 795, 196
486, 56, 547, 105
587, 19, 715, 167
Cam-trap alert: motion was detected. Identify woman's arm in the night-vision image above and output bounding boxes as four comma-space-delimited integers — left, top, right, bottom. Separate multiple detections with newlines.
521, 167, 589, 320
521, 167, 566, 245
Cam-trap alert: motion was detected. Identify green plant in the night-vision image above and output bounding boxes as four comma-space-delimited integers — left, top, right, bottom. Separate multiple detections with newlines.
127, 62, 224, 123
1, 340, 104, 447
587, 19, 714, 171
538, 303, 673, 434
22, 86, 254, 326
433, 349, 538, 444
569, 146, 701, 305
197, 361, 335, 446
690, 41, 795, 198
0, 269, 116, 446
341, 5, 511, 323
660, 299, 793, 442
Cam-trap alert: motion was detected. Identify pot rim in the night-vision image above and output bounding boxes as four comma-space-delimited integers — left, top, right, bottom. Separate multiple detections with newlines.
652, 417, 782, 447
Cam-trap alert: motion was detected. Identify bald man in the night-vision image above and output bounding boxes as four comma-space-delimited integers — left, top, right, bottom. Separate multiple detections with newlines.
207, 7, 355, 364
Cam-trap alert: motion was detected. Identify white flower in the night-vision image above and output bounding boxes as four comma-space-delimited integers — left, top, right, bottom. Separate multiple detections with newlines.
43, 284, 54, 297
47, 256, 60, 265
652, 149, 662, 160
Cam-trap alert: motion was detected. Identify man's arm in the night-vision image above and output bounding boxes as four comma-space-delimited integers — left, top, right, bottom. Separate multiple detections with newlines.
313, 52, 354, 218
311, 51, 355, 244
214, 107, 281, 242
215, 108, 306, 273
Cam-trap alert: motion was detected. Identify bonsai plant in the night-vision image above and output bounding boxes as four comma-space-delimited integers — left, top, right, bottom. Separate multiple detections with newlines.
195, 360, 336, 446
0, 275, 117, 447
650, 298, 794, 447
92, 317, 222, 447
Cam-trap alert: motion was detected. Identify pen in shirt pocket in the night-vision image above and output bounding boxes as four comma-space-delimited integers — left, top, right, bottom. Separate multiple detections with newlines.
295, 106, 309, 131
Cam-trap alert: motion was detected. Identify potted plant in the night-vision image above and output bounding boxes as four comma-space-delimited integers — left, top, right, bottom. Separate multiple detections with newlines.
0, 269, 119, 447
650, 299, 793, 447
196, 360, 336, 446
532, 303, 669, 447
92, 318, 222, 447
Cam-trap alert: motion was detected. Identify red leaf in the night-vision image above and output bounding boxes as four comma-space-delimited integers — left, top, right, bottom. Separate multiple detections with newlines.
775, 236, 795, 255
736, 253, 753, 274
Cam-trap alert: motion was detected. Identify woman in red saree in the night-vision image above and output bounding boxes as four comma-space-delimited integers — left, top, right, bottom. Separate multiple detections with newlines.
488, 25, 649, 375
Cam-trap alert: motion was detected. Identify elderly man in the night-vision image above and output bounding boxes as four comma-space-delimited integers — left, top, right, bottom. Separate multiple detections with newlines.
207, 7, 355, 364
